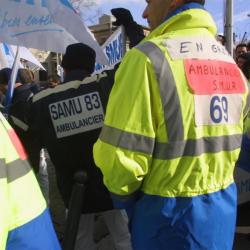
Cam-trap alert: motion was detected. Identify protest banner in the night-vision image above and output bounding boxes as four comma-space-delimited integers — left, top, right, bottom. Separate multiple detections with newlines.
0, 0, 108, 65
94, 26, 126, 74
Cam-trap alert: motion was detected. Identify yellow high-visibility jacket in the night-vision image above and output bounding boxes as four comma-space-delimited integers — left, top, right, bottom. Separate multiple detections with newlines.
0, 112, 60, 250
94, 8, 250, 200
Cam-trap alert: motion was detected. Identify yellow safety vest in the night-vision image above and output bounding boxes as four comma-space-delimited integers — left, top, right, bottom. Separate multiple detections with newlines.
94, 9, 250, 199
0, 112, 46, 249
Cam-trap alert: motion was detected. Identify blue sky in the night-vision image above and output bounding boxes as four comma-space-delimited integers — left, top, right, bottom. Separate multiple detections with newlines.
97, 0, 250, 42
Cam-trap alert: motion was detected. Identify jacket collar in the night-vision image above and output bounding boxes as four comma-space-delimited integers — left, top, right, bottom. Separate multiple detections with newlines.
63, 70, 90, 83
165, 2, 205, 21
13, 83, 30, 96
144, 8, 217, 42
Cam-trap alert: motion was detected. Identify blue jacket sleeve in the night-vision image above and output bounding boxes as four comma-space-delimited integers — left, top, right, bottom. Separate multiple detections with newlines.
7, 209, 61, 250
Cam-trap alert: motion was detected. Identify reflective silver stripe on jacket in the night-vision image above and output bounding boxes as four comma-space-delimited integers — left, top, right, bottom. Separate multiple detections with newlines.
100, 125, 242, 159
100, 125, 155, 155
137, 41, 184, 141
154, 134, 242, 160
0, 159, 6, 179
0, 158, 31, 182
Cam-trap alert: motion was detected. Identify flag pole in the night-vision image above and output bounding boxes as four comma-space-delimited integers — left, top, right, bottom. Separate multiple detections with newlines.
224, 0, 234, 55
4, 46, 21, 112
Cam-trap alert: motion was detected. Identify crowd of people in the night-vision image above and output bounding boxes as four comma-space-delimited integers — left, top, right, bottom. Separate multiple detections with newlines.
1, 0, 250, 250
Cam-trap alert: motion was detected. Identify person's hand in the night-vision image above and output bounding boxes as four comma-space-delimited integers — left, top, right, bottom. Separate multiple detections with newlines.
111, 8, 145, 48
111, 8, 134, 26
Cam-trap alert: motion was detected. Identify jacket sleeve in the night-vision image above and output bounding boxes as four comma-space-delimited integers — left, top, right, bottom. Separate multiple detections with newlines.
0, 112, 60, 250
8, 95, 42, 172
94, 48, 161, 200
240, 82, 250, 170
125, 21, 145, 48
111, 8, 145, 48
7, 209, 61, 250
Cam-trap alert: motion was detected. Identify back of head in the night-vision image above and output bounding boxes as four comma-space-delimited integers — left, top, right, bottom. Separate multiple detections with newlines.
0, 68, 21, 85
0, 68, 11, 86
61, 43, 96, 75
18, 69, 34, 84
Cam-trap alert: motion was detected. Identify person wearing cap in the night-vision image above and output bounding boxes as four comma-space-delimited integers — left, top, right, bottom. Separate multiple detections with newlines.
26, 43, 132, 250
93, 0, 250, 249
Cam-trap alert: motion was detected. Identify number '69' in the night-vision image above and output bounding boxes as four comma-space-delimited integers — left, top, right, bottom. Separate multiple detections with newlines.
210, 96, 229, 123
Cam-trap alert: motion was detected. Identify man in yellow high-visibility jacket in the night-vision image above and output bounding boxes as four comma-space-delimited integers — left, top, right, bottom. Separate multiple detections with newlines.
94, 0, 250, 249
0, 111, 61, 250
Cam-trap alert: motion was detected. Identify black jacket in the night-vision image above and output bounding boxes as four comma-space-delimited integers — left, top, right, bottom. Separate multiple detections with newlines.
29, 70, 115, 213
8, 83, 41, 172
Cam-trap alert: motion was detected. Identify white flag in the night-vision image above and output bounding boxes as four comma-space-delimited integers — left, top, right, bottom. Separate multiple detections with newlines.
0, 43, 45, 70
0, 0, 108, 65
13, 45, 46, 70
